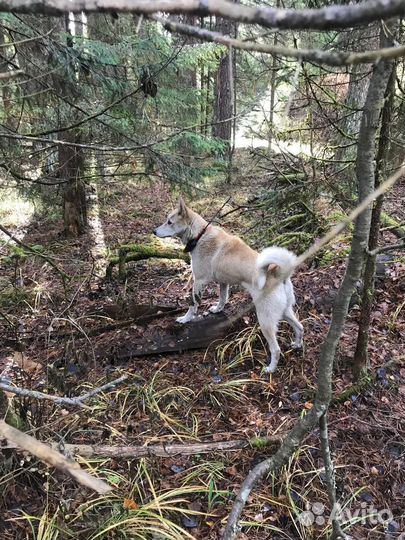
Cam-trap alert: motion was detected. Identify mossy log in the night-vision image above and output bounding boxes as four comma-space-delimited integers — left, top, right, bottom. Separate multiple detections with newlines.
106, 244, 190, 280
270, 231, 313, 247
331, 374, 374, 405
380, 212, 405, 239
275, 172, 307, 183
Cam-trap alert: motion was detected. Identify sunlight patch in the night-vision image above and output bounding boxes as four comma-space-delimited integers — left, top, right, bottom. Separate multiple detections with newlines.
0, 189, 35, 241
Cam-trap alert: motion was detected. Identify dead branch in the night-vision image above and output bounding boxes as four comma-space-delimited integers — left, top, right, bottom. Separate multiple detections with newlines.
0, 70, 24, 80
294, 164, 405, 268
0, 374, 128, 407
319, 412, 348, 539
380, 212, 405, 239
0, 0, 403, 31
153, 14, 405, 67
0, 223, 69, 285
0, 420, 112, 494
368, 240, 405, 256
1, 435, 281, 459
0, 27, 54, 48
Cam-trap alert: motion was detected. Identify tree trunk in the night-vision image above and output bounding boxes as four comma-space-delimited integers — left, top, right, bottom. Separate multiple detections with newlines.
352, 62, 397, 379
0, 27, 12, 125
60, 132, 87, 236
334, 27, 375, 196
55, 14, 87, 237
212, 15, 236, 142
268, 0, 280, 151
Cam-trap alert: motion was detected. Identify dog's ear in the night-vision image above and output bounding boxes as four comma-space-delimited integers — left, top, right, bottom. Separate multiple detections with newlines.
178, 196, 188, 217
267, 263, 279, 275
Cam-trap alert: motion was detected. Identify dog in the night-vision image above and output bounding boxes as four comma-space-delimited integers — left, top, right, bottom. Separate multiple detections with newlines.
154, 197, 303, 373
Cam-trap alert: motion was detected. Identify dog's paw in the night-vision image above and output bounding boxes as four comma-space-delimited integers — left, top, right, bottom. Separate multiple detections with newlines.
176, 314, 194, 324
291, 341, 303, 350
264, 364, 277, 374
209, 304, 223, 314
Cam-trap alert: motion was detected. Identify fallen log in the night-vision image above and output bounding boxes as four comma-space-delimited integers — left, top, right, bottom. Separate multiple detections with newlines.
380, 212, 405, 239
1, 434, 281, 459
102, 312, 241, 361
106, 244, 190, 280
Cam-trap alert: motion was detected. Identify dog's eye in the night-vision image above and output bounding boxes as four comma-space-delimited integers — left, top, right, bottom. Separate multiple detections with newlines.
168, 220, 172, 225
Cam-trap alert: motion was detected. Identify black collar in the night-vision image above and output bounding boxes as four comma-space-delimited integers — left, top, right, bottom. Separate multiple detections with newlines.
184, 224, 210, 253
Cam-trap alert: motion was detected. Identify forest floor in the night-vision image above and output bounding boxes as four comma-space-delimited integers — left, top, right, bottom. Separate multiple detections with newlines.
0, 152, 405, 540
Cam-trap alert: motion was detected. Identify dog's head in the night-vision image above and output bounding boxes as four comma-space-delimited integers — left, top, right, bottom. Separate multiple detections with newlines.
154, 197, 190, 238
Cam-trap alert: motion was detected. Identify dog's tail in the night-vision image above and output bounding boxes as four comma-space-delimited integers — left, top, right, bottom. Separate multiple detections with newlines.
256, 246, 297, 290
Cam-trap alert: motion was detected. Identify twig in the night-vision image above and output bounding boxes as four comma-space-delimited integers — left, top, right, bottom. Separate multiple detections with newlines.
368, 240, 405, 256
0, 420, 112, 494
0, 223, 69, 286
0, 70, 24, 80
1, 435, 281, 459
0, 27, 54, 48
294, 164, 405, 267
153, 14, 405, 67
0, 309, 15, 328
0, 374, 128, 407
319, 412, 348, 540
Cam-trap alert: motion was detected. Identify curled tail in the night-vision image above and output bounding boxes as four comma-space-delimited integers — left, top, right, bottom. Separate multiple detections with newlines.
256, 246, 297, 290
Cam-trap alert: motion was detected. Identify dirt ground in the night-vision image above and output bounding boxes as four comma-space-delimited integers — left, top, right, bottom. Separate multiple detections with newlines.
0, 157, 404, 540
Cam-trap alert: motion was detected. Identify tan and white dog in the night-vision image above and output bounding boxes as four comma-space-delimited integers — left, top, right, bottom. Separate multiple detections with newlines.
154, 198, 303, 373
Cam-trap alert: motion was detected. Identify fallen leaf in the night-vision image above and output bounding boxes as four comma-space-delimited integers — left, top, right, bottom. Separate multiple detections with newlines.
123, 498, 138, 510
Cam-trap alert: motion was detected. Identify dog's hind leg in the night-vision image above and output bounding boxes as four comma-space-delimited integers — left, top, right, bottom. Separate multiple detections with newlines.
284, 306, 303, 349
262, 325, 281, 373
209, 283, 229, 313
176, 280, 205, 323
256, 304, 282, 373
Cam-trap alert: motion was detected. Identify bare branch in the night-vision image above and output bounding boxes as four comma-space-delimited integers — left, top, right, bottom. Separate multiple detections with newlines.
0, 27, 54, 48
0, 374, 129, 407
294, 164, 405, 267
0, 420, 112, 494
368, 239, 405, 255
1, 435, 281, 459
0, 0, 403, 31
319, 412, 348, 540
153, 14, 405, 67
0, 69, 24, 80
0, 223, 69, 283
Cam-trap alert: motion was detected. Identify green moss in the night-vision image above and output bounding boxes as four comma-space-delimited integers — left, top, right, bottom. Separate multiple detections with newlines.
318, 244, 351, 266
0, 285, 31, 309
249, 436, 278, 449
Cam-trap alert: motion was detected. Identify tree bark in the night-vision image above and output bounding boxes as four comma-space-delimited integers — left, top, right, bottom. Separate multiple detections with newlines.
2, 436, 281, 459
212, 15, 236, 142
57, 15, 87, 237
352, 61, 397, 378
60, 130, 87, 236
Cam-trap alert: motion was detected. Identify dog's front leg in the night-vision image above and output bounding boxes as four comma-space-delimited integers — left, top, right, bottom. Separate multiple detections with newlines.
176, 280, 205, 323
209, 283, 229, 313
